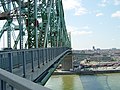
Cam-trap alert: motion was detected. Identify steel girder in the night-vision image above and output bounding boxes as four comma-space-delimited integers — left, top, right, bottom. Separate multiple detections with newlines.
0, 0, 12, 48
0, 0, 71, 49
0, 0, 24, 49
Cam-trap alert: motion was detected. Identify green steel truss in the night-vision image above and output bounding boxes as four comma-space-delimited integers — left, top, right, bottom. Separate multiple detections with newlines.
0, 0, 71, 49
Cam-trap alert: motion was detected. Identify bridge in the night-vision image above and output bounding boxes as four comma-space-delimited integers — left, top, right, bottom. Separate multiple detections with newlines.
0, 0, 72, 90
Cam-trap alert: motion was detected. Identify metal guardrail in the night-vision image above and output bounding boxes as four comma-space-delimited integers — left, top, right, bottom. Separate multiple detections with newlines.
0, 68, 51, 90
0, 47, 70, 75
0, 47, 70, 89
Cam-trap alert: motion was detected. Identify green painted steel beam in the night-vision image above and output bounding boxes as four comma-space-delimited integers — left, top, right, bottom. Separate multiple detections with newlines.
19, 0, 23, 49
7, 0, 12, 48
34, 0, 38, 48
1, 0, 8, 12
0, 0, 71, 49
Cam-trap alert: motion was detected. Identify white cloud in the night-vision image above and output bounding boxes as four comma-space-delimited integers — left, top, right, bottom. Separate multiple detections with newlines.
73, 31, 92, 35
111, 11, 120, 18
114, 0, 120, 5
63, 0, 88, 16
98, 0, 120, 6
112, 39, 115, 41
99, 22, 104, 25
67, 25, 78, 32
81, 26, 90, 30
75, 7, 88, 16
96, 13, 104, 17
67, 25, 92, 36
63, 0, 80, 10
98, 0, 108, 7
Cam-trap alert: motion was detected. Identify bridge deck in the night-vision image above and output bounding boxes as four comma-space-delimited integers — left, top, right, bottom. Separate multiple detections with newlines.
0, 47, 71, 89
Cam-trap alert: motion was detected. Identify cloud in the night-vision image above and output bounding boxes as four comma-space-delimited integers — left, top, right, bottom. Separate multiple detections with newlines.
114, 0, 120, 5
75, 7, 88, 16
63, 0, 80, 10
67, 25, 78, 32
67, 25, 92, 36
98, 0, 108, 7
73, 31, 92, 35
81, 26, 90, 30
112, 39, 115, 41
98, 0, 120, 6
111, 11, 120, 18
63, 0, 88, 16
96, 13, 104, 17
99, 22, 104, 25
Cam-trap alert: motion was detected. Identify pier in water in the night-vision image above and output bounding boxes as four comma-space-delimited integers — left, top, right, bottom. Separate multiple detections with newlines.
45, 73, 120, 90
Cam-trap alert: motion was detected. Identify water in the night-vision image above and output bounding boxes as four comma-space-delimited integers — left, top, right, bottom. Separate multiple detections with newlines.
45, 74, 120, 90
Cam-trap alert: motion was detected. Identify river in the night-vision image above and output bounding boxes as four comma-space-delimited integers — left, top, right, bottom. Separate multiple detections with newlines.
45, 73, 120, 90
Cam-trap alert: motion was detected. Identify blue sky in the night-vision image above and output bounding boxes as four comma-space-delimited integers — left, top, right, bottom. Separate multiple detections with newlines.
0, 0, 120, 50
63, 0, 120, 50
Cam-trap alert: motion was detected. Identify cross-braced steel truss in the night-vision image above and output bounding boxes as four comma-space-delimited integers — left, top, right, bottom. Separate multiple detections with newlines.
0, 0, 71, 49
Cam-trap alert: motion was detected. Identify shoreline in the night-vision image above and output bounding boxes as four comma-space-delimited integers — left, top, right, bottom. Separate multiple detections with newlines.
53, 70, 120, 75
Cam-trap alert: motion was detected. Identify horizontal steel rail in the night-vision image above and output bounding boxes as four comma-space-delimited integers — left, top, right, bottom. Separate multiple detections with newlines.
0, 47, 71, 89
0, 47, 70, 72
0, 68, 51, 90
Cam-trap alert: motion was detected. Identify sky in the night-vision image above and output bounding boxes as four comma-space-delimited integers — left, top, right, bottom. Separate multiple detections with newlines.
62, 0, 120, 50
0, 0, 120, 50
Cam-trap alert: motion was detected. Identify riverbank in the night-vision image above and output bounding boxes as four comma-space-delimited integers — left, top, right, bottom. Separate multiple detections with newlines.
53, 69, 120, 75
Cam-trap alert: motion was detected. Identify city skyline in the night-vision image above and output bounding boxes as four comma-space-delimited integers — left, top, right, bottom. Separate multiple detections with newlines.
63, 0, 120, 50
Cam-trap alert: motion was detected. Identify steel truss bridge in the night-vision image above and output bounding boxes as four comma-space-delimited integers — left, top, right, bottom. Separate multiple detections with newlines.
0, 0, 71, 90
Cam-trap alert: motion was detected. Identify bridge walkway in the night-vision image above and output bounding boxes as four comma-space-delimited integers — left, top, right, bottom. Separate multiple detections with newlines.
0, 47, 71, 90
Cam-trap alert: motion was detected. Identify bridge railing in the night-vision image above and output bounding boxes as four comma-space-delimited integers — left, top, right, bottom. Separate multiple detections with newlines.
0, 68, 51, 90
0, 47, 70, 77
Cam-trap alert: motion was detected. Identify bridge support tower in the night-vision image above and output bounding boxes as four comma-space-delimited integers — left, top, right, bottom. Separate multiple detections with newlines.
62, 54, 72, 71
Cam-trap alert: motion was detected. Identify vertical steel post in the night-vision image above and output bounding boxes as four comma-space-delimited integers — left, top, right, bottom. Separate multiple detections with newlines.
8, 52, 14, 90
34, 0, 38, 48
22, 51, 26, 78
7, 0, 11, 48
19, 0, 23, 49
50, 49, 52, 61
31, 51, 34, 72
8, 52, 13, 73
37, 50, 40, 68
40, 49, 44, 65
48, 49, 50, 61
43, 0, 53, 48
1, 80, 6, 90
46, 49, 47, 63
42, 49, 44, 65
52, 49, 53, 60
44, 49, 46, 63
